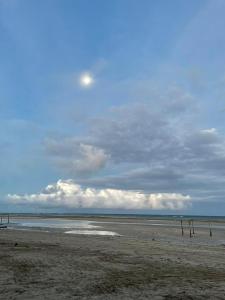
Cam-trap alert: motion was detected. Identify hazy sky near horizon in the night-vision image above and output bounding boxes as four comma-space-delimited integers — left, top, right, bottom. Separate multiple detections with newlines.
1, 0, 225, 214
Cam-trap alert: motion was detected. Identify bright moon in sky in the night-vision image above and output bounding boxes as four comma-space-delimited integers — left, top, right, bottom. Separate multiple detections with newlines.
79, 72, 94, 87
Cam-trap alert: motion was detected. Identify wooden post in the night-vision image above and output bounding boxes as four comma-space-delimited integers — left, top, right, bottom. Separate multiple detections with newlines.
209, 223, 212, 237
188, 220, 192, 238
8, 214, 9, 224
192, 220, 195, 235
181, 219, 184, 236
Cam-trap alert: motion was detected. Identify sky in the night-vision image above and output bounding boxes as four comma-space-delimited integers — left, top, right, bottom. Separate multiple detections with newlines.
1, 0, 225, 215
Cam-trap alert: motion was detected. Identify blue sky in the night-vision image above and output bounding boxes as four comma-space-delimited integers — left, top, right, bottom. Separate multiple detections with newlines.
1, 0, 225, 214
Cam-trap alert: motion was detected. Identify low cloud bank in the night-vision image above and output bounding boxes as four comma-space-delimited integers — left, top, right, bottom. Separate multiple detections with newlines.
7, 180, 191, 210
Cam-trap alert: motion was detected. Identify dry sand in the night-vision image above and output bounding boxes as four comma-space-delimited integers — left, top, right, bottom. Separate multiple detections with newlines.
1, 216, 225, 299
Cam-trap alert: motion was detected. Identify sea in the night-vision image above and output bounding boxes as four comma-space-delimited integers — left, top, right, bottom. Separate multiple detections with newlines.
1, 213, 225, 236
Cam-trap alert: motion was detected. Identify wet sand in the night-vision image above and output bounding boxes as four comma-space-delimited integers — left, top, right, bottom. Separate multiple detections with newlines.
1, 216, 225, 299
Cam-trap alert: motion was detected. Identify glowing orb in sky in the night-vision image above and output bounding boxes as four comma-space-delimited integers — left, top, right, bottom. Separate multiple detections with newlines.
79, 72, 94, 87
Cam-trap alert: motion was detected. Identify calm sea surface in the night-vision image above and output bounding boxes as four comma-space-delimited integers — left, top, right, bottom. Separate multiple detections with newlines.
2, 214, 225, 231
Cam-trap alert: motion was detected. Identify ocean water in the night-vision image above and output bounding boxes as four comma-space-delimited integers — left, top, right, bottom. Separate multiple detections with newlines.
3, 213, 225, 234
4, 213, 225, 222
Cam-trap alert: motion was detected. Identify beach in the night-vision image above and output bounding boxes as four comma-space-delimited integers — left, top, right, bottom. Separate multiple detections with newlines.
0, 216, 225, 299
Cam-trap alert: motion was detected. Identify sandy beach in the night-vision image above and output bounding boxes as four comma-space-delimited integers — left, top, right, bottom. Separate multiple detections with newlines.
1, 216, 225, 299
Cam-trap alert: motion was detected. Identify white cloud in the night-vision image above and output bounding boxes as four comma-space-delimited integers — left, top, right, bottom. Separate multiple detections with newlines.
201, 128, 217, 134
69, 144, 109, 174
45, 141, 109, 175
7, 179, 191, 210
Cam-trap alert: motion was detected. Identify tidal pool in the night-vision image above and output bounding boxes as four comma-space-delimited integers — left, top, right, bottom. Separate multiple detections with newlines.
65, 230, 120, 236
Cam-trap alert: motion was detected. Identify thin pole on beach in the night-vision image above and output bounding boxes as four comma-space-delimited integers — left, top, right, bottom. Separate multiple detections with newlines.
188, 220, 192, 238
180, 219, 184, 236
192, 220, 195, 235
209, 223, 212, 237
0, 216, 2, 224
7, 214, 9, 224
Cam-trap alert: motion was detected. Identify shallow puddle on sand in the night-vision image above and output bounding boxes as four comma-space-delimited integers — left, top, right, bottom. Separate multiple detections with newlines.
9, 218, 100, 229
65, 230, 120, 236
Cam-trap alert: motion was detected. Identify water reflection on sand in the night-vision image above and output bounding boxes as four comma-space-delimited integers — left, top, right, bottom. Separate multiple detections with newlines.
10, 218, 99, 229
65, 230, 120, 236
9, 218, 120, 236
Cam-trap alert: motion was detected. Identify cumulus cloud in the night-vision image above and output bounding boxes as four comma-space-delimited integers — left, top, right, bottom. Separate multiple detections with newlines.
7, 180, 191, 210
60, 143, 109, 174
45, 141, 109, 175
73, 144, 109, 173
